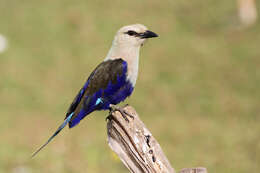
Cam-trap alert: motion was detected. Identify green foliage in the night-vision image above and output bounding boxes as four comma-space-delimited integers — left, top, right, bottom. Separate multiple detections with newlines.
0, 0, 259, 172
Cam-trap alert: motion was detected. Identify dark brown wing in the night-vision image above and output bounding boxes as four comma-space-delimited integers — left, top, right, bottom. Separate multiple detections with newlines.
65, 58, 127, 127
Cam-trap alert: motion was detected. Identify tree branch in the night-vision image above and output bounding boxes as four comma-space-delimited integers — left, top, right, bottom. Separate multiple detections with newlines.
107, 105, 207, 173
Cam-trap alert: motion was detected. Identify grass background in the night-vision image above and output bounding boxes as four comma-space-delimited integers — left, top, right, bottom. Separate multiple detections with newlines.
0, 0, 259, 172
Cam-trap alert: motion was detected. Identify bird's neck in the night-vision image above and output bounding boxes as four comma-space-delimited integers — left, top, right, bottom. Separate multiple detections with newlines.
105, 43, 140, 61
105, 44, 140, 86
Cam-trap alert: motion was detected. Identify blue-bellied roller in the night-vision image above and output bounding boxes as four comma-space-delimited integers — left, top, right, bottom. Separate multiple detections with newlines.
32, 24, 158, 157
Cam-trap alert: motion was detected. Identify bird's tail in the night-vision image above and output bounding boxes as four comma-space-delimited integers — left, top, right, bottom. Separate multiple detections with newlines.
31, 112, 74, 158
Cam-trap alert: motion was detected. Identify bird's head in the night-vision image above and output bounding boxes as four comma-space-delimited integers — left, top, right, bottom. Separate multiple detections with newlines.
113, 24, 158, 47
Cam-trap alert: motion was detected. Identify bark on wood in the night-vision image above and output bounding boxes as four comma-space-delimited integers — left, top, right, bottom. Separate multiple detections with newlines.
179, 167, 207, 173
106, 105, 207, 173
107, 105, 174, 173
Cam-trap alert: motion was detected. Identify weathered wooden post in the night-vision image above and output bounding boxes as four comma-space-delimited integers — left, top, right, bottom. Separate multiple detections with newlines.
107, 105, 207, 173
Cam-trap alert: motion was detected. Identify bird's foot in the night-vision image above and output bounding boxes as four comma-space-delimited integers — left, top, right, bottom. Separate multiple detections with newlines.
106, 115, 112, 121
109, 104, 134, 122
123, 104, 129, 108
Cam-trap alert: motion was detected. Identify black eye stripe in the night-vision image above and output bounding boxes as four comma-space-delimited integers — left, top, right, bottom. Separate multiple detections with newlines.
125, 30, 138, 36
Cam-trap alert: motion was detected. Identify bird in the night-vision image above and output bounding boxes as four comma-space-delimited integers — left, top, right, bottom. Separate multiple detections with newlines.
32, 24, 158, 157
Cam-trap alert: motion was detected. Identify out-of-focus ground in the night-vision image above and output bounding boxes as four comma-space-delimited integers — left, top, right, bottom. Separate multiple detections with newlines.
0, 0, 259, 172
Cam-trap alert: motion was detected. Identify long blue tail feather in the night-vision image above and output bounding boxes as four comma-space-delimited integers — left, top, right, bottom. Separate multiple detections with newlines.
31, 112, 74, 158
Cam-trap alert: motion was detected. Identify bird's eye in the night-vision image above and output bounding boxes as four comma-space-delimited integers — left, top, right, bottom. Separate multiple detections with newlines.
126, 30, 138, 36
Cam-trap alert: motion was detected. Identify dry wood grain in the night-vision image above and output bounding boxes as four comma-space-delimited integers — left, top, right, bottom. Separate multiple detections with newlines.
106, 105, 207, 173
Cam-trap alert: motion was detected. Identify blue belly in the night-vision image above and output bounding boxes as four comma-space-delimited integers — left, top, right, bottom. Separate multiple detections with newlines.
69, 81, 134, 128
98, 81, 134, 110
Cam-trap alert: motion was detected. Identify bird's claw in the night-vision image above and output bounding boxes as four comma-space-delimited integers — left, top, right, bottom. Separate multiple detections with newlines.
106, 115, 112, 121
109, 104, 134, 123
123, 104, 129, 108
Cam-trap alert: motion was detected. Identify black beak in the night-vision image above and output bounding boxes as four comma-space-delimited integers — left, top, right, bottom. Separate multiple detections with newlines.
140, 30, 158, 39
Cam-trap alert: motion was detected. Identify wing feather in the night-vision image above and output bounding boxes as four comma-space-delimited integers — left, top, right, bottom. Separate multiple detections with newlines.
65, 58, 128, 128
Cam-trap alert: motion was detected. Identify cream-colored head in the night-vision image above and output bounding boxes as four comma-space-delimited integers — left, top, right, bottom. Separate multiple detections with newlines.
105, 24, 158, 85
112, 24, 158, 47
106, 24, 158, 60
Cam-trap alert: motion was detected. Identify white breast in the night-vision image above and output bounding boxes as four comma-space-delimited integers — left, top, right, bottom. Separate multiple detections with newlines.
126, 55, 139, 86
105, 39, 141, 86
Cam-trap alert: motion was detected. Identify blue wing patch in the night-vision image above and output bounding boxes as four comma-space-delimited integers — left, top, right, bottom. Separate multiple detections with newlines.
95, 98, 103, 105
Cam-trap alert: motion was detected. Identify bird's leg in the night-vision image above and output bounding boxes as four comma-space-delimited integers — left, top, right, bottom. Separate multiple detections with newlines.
106, 114, 113, 121
106, 108, 115, 121
109, 104, 134, 122
123, 104, 129, 108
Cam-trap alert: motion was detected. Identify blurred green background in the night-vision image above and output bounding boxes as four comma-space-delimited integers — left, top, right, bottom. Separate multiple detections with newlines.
0, 0, 259, 172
